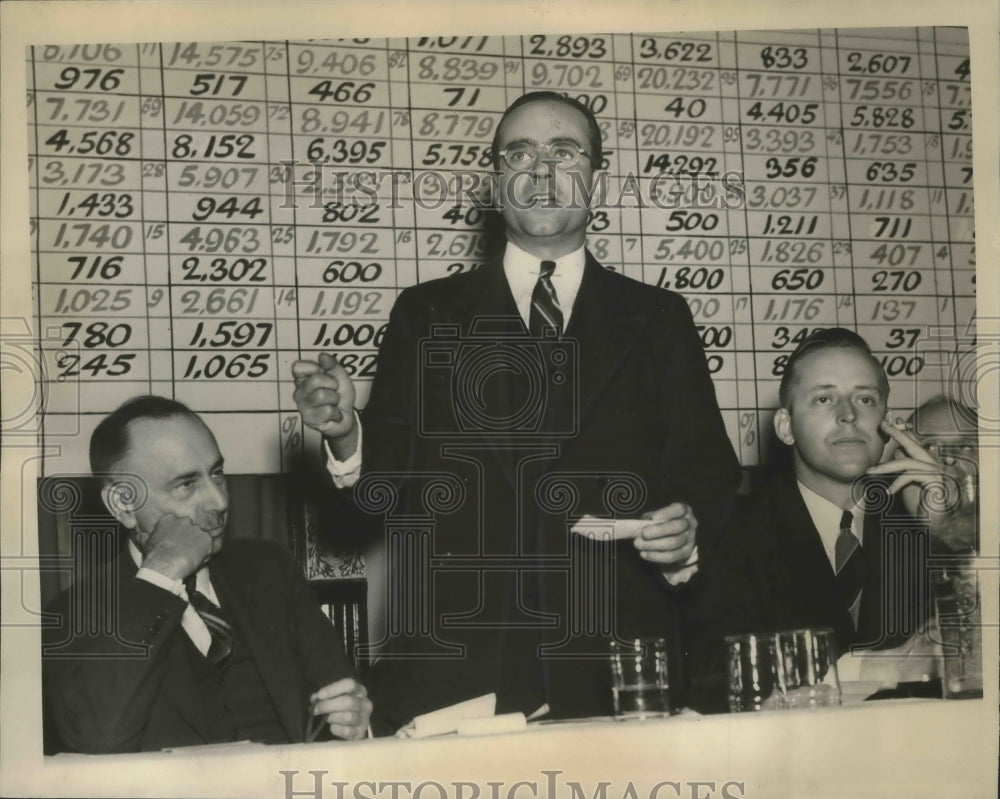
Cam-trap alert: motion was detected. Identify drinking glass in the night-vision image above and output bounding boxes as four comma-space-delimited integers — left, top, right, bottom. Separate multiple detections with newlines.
773, 628, 842, 708
725, 632, 781, 712
609, 637, 671, 719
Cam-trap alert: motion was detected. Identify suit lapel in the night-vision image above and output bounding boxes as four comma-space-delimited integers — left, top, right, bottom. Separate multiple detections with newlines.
856, 504, 888, 646
211, 554, 305, 743
566, 254, 648, 423
450, 249, 516, 321
766, 475, 855, 643
113, 550, 212, 743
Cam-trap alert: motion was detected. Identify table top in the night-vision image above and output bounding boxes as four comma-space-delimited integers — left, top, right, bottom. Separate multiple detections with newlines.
36, 694, 996, 799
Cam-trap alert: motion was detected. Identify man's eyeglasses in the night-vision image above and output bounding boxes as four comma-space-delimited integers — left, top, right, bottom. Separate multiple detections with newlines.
497, 141, 591, 171
923, 439, 978, 465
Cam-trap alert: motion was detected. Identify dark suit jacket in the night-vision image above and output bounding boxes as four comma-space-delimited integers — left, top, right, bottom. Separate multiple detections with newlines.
685, 470, 933, 699
43, 538, 356, 754
355, 251, 740, 728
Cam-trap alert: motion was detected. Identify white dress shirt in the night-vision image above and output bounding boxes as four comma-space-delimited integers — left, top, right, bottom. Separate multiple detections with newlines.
129, 539, 217, 656
796, 480, 864, 573
325, 242, 587, 486
502, 240, 586, 328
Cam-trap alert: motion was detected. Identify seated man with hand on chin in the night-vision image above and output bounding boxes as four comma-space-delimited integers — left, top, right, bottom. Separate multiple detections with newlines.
43, 395, 372, 754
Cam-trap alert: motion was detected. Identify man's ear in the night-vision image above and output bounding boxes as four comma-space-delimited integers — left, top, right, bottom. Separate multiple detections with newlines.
773, 408, 795, 446
101, 480, 137, 530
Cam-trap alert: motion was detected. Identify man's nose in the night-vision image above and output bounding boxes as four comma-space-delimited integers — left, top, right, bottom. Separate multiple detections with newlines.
202, 478, 229, 514
837, 398, 857, 423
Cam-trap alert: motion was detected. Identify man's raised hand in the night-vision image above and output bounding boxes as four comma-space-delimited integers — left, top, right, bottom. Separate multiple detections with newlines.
292, 352, 357, 441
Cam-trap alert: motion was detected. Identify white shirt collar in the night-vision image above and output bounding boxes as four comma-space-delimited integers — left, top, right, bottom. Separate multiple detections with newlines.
502, 241, 587, 327
127, 537, 219, 606
796, 480, 864, 572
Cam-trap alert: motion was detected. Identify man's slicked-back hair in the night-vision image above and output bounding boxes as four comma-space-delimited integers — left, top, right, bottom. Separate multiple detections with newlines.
778, 327, 889, 410
491, 91, 603, 171
90, 395, 197, 482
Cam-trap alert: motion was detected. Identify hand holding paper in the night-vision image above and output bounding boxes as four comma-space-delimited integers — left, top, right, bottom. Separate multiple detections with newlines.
570, 503, 699, 585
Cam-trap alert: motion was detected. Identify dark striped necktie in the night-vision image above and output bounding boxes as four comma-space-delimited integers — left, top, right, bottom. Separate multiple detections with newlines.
834, 509, 864, 628
184, 574, 233, 667
528, 260, 562, 337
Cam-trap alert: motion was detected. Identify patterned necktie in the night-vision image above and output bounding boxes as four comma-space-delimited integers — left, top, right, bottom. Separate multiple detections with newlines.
184, 574, 233, 668
835, 509, 864, 628
528, 260, 563, 337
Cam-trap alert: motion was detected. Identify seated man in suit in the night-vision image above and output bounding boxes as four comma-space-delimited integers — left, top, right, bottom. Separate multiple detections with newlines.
42, 395, 372, 754
872, 395, 979, 555
686, 328, 932, 697
833, 394, 981, 687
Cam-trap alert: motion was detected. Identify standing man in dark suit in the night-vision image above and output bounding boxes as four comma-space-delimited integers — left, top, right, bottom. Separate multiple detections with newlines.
686, 329, 932, 692
293, 91, 740, 730
43, 396, 372, 753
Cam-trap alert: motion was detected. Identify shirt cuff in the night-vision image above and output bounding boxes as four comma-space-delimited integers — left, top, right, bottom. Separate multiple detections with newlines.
662, 545, 699, 586
135, 567, 186, 598
323, 411, 363, 488
836, 651, 863, 682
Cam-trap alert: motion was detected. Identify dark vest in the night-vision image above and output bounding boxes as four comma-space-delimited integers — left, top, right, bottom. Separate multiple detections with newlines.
182, 616, 288, 744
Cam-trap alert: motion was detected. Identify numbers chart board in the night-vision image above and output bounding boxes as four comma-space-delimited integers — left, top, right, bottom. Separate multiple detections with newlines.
26, 28, 976, 474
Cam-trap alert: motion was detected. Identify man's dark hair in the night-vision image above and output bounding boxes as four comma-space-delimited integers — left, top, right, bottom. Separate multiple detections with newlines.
491, 91, 603, 171
778, 327, 889, 410
89, 395, 197, 481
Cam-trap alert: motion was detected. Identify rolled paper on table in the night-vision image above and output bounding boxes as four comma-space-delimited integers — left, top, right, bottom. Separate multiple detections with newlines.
409, 693, 497, 738
456, 712, 527, 737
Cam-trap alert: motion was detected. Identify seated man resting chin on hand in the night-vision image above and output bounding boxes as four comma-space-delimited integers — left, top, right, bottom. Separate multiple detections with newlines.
43, 395, 372, 754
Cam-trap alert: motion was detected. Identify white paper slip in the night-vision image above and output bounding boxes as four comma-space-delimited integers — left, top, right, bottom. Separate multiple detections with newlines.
570, 515, 650, 540
571, 516, 700, 585
456, 712, 526, 737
